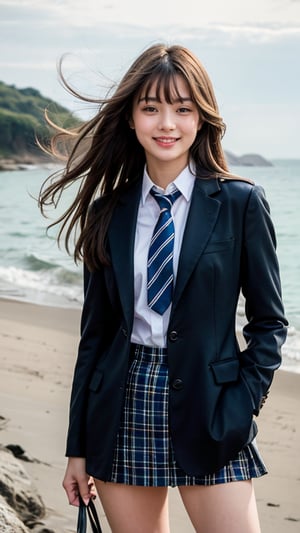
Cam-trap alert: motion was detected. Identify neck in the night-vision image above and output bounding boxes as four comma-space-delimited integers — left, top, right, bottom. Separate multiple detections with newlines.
146, 159, 189, 189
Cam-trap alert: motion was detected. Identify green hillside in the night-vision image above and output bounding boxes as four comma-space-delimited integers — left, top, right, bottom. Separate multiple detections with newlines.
0, 81, 81, 162
0, 81, 272, 170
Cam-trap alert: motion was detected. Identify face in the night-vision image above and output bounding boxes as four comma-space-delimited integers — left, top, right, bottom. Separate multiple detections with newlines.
130, 75, 201, 179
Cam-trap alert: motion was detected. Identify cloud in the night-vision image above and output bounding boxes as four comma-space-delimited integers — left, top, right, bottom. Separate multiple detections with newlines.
0, 0, 299, 157
0, 61, 55, 70
1, 0, 300, 32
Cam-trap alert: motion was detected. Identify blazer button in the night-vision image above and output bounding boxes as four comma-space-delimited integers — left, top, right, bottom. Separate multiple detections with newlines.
169, 330, 178, 342
172, 379, 183, 390
121, 328, 128, 337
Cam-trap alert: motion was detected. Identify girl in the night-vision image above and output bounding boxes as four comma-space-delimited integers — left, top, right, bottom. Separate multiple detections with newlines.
39, 44, 287, 532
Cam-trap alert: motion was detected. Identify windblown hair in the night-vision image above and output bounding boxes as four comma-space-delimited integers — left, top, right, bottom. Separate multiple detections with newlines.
39, 43, 241, 269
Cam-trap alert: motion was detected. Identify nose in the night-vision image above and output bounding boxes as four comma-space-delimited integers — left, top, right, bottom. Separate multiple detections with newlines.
158, 109, 176, 131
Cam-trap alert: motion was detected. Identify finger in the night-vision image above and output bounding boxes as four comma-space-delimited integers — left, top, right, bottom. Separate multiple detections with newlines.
89, 487, 97, 499
62, 458, 89, 507
63, 480, 80, 507
77, 478, 91, 506
87, 476, 97, 499
88, 478, 94, 490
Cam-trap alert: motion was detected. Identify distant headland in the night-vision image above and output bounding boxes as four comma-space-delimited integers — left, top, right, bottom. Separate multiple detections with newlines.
0, 80, 273, 171
224, 150, 272, 167
0, 80, 80, 171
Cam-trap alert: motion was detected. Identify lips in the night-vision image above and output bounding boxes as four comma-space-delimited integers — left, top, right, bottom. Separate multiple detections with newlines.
153, 136, 179, 145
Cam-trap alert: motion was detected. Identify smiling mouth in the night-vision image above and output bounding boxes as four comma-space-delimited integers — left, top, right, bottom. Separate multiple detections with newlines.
153, 137, 179, 144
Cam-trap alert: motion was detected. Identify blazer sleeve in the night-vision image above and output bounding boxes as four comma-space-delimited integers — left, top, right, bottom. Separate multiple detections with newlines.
66, 262, 113, 456
240, 185, 288, 415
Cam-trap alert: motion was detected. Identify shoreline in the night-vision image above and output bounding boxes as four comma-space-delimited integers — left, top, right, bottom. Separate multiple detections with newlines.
0, 298, 299, 532
0, 153, 58, 171
0, 151, 275, 172
2, 293, 299, 374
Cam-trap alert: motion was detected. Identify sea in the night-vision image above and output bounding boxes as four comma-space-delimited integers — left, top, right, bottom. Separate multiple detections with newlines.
0, 160, 299, 373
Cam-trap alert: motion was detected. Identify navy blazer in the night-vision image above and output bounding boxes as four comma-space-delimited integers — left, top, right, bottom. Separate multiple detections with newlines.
66, 174, 288, 479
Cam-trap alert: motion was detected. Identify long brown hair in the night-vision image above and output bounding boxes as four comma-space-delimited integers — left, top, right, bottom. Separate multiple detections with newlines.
39, 43, 242, 270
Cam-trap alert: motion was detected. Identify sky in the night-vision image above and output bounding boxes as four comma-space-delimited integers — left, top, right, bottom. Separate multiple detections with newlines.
1, 0, 300, 158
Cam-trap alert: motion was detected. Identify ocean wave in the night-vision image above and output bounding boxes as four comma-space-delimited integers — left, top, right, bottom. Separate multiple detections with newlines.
21, 254, 82, 286
23, 253, 59, 271
236, 299, 300, 371
19, 254, 82, 284
282, 326, 300, 363
1, 264, 299, 370
0, 265, 82, 307
8, 231, 31, 238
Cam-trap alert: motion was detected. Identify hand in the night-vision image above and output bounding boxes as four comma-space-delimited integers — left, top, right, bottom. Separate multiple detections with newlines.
62, 457, 96, 507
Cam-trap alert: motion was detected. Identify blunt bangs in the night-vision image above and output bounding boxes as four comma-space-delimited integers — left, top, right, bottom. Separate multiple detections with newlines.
136, 64, 194, 104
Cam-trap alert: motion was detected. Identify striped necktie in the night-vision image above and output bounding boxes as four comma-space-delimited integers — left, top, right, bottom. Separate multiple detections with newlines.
147, 187, 181, 315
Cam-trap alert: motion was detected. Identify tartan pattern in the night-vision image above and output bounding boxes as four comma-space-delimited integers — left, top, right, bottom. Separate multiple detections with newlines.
110, 344, 267, 487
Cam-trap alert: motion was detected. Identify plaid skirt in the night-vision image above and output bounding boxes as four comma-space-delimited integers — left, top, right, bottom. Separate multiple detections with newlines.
110, 344, 267, 487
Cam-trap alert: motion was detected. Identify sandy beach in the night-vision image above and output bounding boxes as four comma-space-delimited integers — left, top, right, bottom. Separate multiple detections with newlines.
0, 298, 299, 532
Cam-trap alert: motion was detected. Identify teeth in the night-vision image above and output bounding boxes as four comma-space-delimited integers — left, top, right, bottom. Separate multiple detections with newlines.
156, 138, 176, 143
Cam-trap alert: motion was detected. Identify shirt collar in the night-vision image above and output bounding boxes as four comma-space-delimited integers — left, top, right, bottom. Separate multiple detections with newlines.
141, 163, 196, 206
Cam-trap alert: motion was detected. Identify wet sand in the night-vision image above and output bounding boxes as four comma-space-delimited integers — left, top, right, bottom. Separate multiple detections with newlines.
0, 299, 299, 532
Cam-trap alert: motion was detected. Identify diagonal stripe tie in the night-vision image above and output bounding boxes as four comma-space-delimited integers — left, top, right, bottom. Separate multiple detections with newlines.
147, 187, 181, 315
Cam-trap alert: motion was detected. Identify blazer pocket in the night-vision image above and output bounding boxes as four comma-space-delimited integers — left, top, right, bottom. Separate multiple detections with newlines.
203, 237, 235, 254
210, 357, 240, 384
89, 370, 103, 392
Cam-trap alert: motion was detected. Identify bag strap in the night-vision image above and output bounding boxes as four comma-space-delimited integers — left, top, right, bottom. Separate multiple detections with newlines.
87, 498, 102, 533
77, 496, 87, 532
77, 495, 102, 533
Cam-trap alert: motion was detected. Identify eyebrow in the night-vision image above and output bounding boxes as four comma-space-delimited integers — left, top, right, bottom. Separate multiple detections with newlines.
138, 96, 193, 103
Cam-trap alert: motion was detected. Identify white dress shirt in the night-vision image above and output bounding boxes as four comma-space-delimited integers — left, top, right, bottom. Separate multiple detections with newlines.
130, 165, 196, 348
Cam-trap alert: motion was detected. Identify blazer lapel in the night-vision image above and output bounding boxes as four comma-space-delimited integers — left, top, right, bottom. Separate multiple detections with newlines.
107, 174, 221, 325
172, 177, 221, 314
107, 179, 142, 328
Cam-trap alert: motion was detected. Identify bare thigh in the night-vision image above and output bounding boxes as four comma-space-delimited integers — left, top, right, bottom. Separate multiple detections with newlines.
179, 480, 261, 533
94, 479, 170, 533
